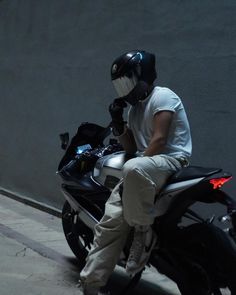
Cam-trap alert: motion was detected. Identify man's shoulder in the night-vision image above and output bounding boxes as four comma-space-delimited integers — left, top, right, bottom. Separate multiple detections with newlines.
154, 86, 180, 99
151, 86, 182, 105
146, 86, 183, 113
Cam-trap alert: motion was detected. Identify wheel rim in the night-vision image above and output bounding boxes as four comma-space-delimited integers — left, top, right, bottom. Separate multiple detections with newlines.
62, 202, 94, 257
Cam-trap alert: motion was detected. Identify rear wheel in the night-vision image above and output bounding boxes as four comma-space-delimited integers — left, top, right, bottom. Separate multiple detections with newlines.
62, 201, 94, 268
151, 223, 236, 295
150, 248, 211, 295
176, 223, 236, 295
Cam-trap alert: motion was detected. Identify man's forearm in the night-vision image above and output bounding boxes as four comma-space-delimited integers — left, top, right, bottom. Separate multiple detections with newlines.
143, 137, 166, 157
117, 126, 137, 154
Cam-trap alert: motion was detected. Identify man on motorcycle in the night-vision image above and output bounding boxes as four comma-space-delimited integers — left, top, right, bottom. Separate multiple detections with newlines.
80, 50, 192, 295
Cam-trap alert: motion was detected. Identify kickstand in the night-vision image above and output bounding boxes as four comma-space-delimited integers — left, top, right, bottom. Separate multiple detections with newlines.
121, 269, 144, 295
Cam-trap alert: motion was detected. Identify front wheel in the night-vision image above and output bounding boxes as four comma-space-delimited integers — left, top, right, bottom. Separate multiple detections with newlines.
62, 201, 94, 268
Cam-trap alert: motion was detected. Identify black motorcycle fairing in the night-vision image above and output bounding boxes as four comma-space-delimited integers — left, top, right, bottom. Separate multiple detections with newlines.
62, 183, 110, 220
58, 122, 111, 170
61, 170, 109, 192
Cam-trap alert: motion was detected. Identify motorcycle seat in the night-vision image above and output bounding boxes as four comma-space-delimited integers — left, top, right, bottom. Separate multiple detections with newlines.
168, 166, 222, 184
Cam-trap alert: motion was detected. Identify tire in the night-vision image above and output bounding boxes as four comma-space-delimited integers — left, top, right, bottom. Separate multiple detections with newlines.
195, 224, 236, 295
150, 248, 211, 295
152, 223, 236, 295
62, 201, 94, 268
176, 223, 236, 295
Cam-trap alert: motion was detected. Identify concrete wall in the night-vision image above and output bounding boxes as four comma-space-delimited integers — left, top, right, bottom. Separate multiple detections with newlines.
0, 0, 235, 212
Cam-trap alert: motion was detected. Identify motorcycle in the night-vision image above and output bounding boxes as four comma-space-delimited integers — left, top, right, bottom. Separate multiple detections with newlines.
57, 122, 236, 295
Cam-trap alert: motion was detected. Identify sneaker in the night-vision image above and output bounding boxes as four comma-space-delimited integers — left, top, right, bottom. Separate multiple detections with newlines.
126, 225, 157, 276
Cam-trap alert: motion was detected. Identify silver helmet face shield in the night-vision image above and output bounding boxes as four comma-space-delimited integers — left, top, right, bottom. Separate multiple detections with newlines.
112, 74, 138, 98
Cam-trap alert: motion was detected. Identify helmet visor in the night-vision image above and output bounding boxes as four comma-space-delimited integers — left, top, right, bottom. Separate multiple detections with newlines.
112, 74, 138, 98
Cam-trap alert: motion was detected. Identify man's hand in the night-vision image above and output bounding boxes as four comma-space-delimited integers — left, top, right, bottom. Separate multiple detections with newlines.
109, 98, 127, 136
109, 98, 127, 123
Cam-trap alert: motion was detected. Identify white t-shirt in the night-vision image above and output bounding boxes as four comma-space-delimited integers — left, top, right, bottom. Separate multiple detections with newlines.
128, 86, 192, 159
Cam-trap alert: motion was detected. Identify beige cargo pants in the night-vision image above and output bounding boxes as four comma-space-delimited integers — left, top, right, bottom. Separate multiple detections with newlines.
80, 155, 182, 287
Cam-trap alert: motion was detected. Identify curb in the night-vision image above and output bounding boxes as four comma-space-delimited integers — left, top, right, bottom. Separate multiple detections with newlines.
0, 188, 62, 218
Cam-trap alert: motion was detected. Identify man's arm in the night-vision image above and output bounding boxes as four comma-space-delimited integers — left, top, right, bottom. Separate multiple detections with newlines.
109, 98, 137, 154
144, 111, 173, 157
117, 126, 137, 155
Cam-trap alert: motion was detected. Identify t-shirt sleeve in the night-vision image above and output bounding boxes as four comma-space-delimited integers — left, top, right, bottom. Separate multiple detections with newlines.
151, 88, 182, 116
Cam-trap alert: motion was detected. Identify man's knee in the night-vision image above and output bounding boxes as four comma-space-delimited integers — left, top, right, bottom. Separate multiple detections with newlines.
122, 157, 146, 178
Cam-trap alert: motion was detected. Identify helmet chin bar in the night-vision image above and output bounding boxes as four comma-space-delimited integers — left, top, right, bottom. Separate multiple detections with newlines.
123, 93, 139, 106
123, 81, 152, 106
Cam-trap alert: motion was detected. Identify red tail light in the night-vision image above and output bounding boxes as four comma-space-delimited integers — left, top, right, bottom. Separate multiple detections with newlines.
210, 177, 232, 189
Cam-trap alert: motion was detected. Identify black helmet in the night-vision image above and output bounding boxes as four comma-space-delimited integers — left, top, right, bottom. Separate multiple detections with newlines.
111, 50, 157, 99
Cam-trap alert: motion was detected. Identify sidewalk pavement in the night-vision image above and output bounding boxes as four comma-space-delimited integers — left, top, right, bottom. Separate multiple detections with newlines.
0, 193, 181, 295
0, 194, 230, 295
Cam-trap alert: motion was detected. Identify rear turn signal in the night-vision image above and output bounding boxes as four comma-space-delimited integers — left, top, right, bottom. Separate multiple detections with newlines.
210, 177, 232, 189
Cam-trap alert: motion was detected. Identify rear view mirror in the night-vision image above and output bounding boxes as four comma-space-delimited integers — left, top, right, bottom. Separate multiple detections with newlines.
60, 132, 69, 150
